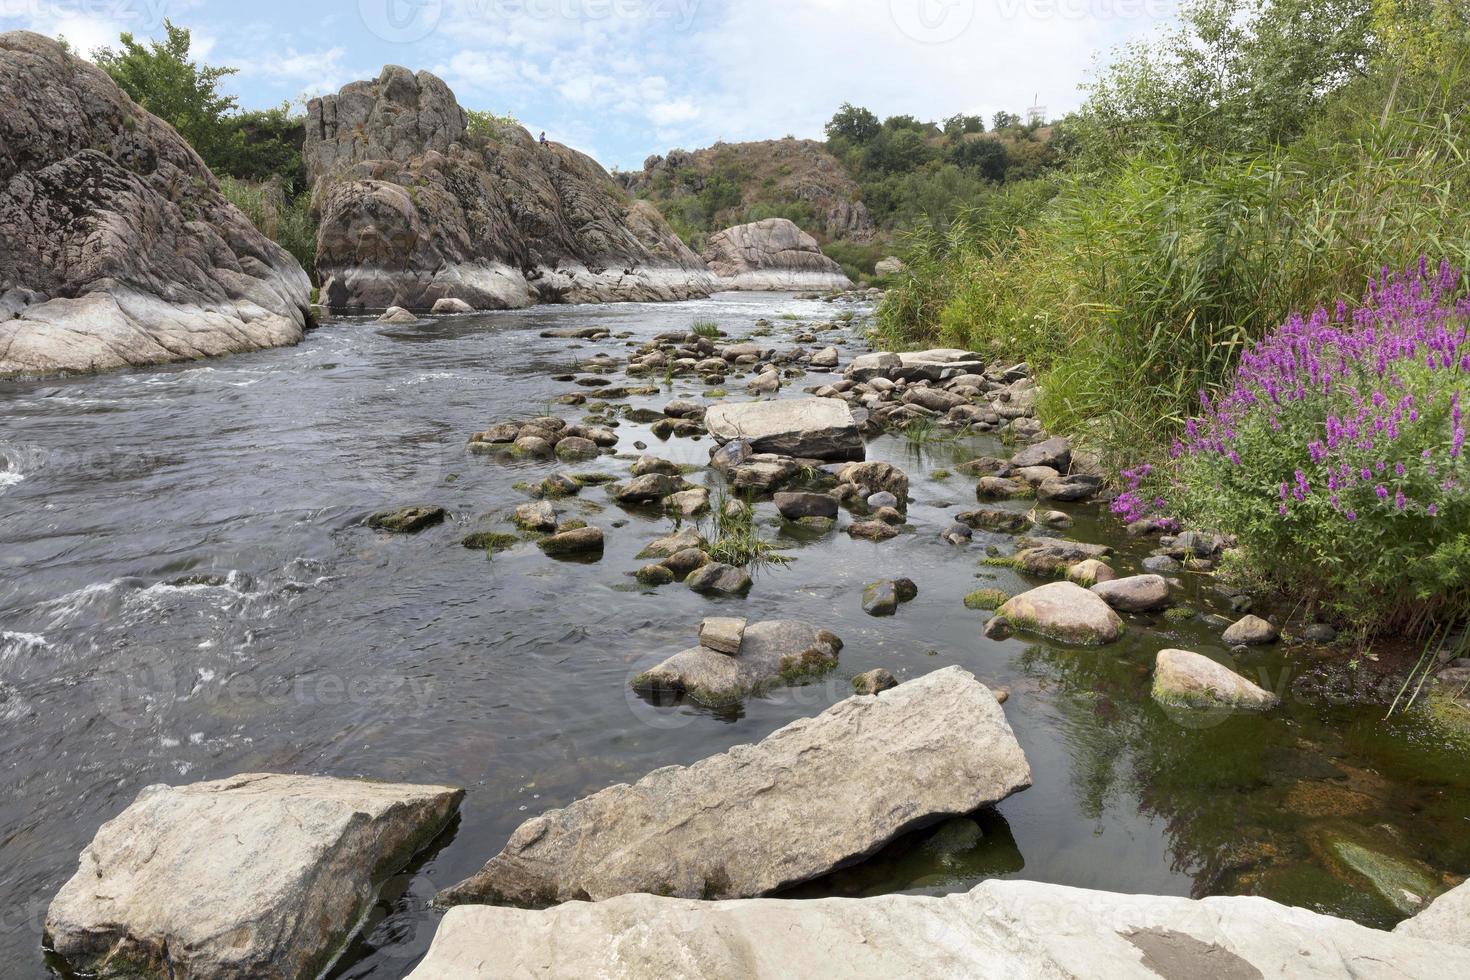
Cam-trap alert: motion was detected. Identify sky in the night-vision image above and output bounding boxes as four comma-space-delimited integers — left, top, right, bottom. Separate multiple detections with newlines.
2, 0, 1181, 170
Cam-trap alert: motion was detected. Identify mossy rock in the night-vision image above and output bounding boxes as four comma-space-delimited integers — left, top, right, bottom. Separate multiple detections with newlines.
367, 505, 445, 534
462, 531, 520, 551
1163, 606, 1198, 624
964, 589, 1010, 611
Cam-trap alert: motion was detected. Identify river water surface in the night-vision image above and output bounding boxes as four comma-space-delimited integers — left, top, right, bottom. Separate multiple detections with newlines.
2, 293, 1468, 976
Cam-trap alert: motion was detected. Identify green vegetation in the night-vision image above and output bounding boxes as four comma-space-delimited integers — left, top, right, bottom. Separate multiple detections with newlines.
464, 108, 518, 139
879, 0, 1470, 636
708, 493, 791, 569
691, 318, 722, 339
91, 21, 316, 274
217, 176, 316, 273
881, 0, 1470, 464
826, 104, 1055, 234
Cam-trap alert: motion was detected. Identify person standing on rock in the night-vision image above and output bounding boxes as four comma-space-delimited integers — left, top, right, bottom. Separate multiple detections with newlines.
539, 131, 548, 146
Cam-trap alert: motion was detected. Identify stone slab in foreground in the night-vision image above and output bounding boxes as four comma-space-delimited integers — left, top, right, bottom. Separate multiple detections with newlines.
409, 877, 1470, 979
436, 666, 1029, 906
46, 773, 463, 980
1397, 878, 1470, 947
703, 397, 863, 461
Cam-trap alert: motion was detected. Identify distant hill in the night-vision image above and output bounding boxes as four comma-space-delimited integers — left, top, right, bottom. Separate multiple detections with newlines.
615, 138, 875, 247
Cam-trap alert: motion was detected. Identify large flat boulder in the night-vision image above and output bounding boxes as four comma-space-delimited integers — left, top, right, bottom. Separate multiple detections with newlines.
408, 878, 1470, 979
307, 67, 714, 312
45, 773, 463, 980
0, 32, 312, 378
1397, 879, 1470, 947
632, 619, 841, 704
701, 217, 853, 291
436, 666, 1029, 907
847, 349, 985, 383
704, 397, 863, 461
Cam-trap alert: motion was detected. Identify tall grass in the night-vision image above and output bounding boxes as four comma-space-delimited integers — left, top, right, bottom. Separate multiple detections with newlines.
218, 176, 318, 280
876, 67, 1470, 466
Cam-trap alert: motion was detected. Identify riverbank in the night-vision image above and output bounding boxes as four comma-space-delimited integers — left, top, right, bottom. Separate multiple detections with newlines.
4, 292, 1468, 976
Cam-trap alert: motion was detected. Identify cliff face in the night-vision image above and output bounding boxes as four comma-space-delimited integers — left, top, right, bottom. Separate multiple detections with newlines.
618, 138, 875, 242
702, 219, 854, 292
306, 68, 715, 312
0, 32, 312, 378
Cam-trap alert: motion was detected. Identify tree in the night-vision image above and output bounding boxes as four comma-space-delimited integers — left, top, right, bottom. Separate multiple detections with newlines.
1081, 0, 1375, 154
946, 137, 1008, 180
824, 103, 881, 145
991, 111, 1022, 131
943, 113, 985, 137
93, 21, 240, 167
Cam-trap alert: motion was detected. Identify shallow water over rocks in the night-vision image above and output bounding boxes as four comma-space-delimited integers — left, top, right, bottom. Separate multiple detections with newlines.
2, 292, 1468, 976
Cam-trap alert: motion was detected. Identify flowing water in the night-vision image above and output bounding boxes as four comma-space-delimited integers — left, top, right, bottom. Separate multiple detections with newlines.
2, 293, 1467, 976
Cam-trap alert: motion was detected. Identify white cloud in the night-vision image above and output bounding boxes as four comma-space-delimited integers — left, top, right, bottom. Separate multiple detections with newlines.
647, 97, 699, 126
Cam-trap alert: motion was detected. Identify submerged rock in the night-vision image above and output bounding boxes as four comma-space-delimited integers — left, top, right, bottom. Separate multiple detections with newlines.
1151, 649, 1279, 711
367, 505, 446, 533
46, 773, 462, 980
704, 398, 863, 462
438, 667, 1028, 906
0, 33, 311, 378
411, 877, 1470, 979
862, 580, 916, 617
984, 582, 1123, 646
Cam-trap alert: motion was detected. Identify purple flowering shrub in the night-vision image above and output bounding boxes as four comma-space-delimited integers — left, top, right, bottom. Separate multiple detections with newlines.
1119, 259, 1470, 631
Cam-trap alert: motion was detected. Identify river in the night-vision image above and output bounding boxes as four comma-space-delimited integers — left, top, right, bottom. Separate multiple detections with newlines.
2, 293, 1467, 976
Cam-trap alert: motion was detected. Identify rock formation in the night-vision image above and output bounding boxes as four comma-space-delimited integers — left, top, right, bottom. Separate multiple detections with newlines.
702, 218, 853, 291
409, 878, 1470, 979
0, 32, 312, 378
45, 772, 463, 980
305, 67, 715, 311
436, 667, 1030, 907
618, 138, 875, 241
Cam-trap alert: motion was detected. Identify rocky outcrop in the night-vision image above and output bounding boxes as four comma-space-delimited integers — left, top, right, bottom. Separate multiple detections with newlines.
618, 138, 875, 241
306, 67, 714, 312
436, 667, 1029, 907
702, 219, 853, 292
704, 397, 864, 461
409, 878, 1470, 979
0, 32, 311, 378
45, 772, 463, 980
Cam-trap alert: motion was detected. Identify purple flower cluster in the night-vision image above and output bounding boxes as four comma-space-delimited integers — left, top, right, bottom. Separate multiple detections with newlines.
1114, 259, 1469, 524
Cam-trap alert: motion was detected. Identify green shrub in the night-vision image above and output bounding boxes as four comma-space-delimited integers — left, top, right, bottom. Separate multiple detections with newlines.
1129, 261, 1470, 634
218, 176, 317, 279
